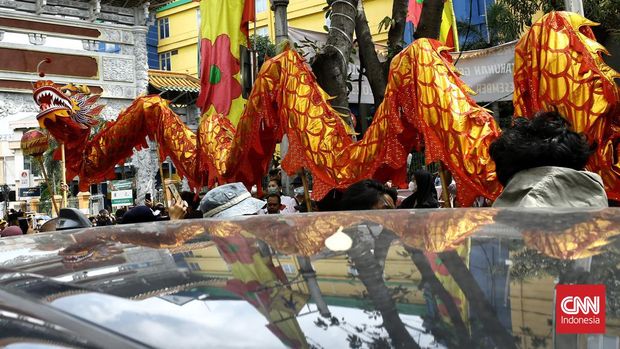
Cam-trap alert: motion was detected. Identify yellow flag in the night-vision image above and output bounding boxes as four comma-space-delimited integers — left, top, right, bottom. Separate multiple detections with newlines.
197, 0, 253, 126
439, 0, 459, 51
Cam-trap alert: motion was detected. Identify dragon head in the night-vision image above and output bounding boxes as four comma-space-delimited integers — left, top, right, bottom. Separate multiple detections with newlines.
34, 80, 104, 130
33, 59, 104, 137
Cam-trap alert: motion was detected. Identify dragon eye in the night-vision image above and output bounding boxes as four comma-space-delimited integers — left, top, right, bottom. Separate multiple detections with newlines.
63, 90, 71, 97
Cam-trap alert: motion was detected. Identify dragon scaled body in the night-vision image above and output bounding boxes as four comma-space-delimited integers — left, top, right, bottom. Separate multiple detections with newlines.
34, 38, 498, 205
33, 12, 618, 205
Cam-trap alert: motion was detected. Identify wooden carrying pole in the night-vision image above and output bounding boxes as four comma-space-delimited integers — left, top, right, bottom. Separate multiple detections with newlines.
300, 168, 313, 213
438, 162, 453, 208
60, 143, 67, 208
36, 157, 59, 216
156, 144, 169, 208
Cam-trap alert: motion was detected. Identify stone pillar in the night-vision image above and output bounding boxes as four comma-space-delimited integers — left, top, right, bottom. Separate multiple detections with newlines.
271, 0, 291, 194
132, 144, 158, 206
77, 191, 91, 215
272, 0, 290, 45
29, 198, 40, 213
133, 27, 149, 95
181, 177, 190, 192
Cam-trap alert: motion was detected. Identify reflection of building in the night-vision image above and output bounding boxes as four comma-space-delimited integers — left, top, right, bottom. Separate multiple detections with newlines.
511, 276, 620, 349
185, 242, 427, 315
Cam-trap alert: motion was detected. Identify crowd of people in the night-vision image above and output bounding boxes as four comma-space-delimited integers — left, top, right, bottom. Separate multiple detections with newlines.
0, 111, 612, 237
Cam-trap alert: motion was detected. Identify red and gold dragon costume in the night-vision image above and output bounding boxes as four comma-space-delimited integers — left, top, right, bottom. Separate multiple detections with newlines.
33, 12, 618, 205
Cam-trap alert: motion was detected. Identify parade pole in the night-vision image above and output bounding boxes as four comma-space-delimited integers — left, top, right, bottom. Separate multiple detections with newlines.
156, 143, 170, 208
37, 157, 59, 216
60, 143, 67, 208
438, 162, 453, 208
299, 168, 313, 213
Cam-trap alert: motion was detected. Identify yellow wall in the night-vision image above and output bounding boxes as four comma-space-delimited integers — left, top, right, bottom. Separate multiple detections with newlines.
252, 0, 391, 45
157, 0, 394, 76
157, 1, 200, 76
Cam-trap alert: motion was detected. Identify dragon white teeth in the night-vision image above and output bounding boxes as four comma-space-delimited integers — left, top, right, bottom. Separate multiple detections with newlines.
35, 89, 71, 110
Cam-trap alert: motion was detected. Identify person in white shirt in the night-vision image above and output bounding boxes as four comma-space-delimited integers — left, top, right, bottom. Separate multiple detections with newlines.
266, 179, 298, 214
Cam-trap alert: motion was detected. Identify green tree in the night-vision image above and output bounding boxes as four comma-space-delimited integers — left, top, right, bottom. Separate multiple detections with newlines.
485, 0, 619, 45
249, 34, 276, 69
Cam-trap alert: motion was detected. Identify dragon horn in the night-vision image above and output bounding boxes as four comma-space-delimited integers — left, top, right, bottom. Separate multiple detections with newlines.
87, 104, 106, 117
36, 58, 52, 77
83, 94, 101, 106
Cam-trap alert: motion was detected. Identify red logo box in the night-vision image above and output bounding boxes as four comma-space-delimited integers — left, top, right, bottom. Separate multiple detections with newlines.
556, 284, 606, 334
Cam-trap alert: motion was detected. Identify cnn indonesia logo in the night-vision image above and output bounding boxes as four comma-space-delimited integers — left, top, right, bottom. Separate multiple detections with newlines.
555, 284, 606, 334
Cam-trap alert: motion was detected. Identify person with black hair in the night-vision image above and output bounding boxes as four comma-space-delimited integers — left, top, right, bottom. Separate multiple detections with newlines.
400, 170, 439, 209
264, 193, 282, 214
96, 209, 114, 226
266, 178, 297, 213
489, 111, 607, 207
339, 179, 397, 211
180, 191, 203, 218
268, 168, 281, 182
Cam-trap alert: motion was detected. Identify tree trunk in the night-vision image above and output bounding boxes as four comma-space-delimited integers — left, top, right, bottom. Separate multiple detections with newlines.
438, 250, 518, 349
414, 0, 444, 40
385, 0, 409, 61
346, 227, 419, 349
312, 0, 358, 129
406, 247, 471, 347
354, 0, 409, 109
354, 1, 386, 108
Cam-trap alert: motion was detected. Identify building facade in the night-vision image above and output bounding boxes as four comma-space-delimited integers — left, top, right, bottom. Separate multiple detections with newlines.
152, 0, 399, 78
154, 0, 200, 76
0, 0, 153, 213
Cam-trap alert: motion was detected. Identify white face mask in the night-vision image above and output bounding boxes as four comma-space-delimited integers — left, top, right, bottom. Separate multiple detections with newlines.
408, 181, 417, 192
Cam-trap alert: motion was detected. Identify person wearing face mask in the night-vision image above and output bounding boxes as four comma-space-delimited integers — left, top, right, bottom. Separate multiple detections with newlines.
399, 170, 439, 209
265, 179, 298, 213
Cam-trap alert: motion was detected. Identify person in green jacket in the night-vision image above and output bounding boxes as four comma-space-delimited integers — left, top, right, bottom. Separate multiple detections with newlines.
489, 111, 607, 208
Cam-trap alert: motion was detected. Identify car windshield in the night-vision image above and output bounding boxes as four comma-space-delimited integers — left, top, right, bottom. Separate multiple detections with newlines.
0, 207, 618, 349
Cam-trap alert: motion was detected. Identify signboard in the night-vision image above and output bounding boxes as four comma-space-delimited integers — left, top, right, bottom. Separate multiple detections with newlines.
450, 40, 517, 103
18, 187, 41, 198
19, 170, 30, 188
108, 179, 133, 191
111, 189, 133, 207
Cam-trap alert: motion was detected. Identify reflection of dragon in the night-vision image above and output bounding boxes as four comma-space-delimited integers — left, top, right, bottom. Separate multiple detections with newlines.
56, 207, 620, 262
33, 12, 618, 204
58, 237, 124, 268
57, 223, 204, 268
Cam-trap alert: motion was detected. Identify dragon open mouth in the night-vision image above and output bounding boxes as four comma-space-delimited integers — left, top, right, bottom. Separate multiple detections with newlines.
61, 251, 94, 264
33, 86, 72, 118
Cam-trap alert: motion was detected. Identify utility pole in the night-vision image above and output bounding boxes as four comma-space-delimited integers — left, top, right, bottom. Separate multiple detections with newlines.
564, 0, 584, 15
271, 0, 289, 44
270, 0, 292, 196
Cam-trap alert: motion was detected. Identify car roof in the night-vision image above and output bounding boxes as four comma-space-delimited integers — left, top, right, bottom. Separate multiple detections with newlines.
0, 207, 618, 348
